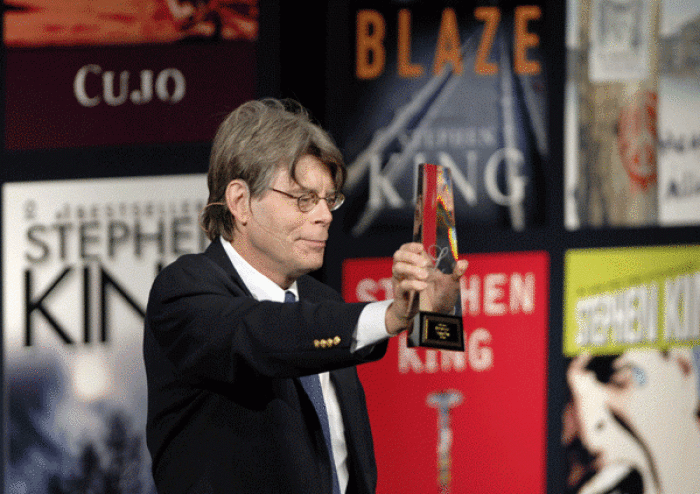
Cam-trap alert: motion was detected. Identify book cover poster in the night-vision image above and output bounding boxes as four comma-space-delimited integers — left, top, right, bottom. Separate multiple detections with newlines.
2, 174, 208, 493
562, 245, 700, 493
327, 1, 548, 237
564, 0, 700, 229
343, 251, 549, 494
4, 1, 258, 149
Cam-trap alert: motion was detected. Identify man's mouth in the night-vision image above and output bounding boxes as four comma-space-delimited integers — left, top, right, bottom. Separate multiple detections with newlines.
301, 238, 326, 247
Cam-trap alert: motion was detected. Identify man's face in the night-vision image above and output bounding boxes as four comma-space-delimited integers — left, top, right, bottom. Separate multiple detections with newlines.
240, 154, 335, 287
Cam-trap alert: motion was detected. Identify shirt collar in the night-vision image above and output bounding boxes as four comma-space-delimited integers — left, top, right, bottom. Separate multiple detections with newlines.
220, 237, 298, 302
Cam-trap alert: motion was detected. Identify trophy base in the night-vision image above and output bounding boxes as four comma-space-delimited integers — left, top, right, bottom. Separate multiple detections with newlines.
408, 312, 465, 351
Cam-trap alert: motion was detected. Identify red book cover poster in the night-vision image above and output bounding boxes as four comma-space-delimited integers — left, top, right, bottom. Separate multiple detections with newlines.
343, 251, 549, 494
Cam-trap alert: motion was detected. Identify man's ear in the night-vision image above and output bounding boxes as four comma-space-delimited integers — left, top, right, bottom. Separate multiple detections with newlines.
225, 179, 251, 225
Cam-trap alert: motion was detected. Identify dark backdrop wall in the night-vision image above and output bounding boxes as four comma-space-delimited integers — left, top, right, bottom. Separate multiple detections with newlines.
3, 1, 700, 493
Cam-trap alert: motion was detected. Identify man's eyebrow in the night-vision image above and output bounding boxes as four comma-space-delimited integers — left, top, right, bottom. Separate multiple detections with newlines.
288, 186, 316, 195
283, 182, 309, 193
290, 184, 338, 195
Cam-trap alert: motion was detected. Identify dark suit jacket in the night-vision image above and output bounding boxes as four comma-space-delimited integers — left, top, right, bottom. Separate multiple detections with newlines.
143, 239, 387, 493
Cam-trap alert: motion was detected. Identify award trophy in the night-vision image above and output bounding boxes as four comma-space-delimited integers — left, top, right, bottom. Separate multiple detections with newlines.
409, 163, 465, 351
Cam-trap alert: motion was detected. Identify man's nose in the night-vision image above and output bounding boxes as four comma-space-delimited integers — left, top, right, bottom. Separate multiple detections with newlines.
311, 197, 333, 224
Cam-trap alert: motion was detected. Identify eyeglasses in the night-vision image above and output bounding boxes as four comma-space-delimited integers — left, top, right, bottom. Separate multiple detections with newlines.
270, 188, 345, 212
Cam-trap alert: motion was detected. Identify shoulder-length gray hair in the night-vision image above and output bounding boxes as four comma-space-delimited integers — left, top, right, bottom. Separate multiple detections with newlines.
200, 98, 346, 242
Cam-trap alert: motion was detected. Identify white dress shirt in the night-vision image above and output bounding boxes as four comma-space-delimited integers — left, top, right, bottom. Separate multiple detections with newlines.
221, 238, 390, 493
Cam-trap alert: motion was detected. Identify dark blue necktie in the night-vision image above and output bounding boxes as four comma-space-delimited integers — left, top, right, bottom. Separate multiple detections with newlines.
284, 291, 341, 494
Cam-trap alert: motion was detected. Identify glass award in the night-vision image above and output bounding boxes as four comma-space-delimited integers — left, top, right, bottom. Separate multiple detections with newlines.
409, 163, 465, 351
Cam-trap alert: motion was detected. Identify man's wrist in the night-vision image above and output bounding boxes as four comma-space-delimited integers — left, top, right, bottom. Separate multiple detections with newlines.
385, 302, 413, 336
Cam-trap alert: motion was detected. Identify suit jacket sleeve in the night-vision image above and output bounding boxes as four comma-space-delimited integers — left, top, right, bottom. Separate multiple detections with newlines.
145, 247, 387, 385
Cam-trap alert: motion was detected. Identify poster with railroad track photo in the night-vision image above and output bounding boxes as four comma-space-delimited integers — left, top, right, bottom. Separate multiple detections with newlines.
325, 1, 548, 238
562, 245, 700, 494
564, 0, 700, 229
3, 1, 258, 149
2, 175, 208, 494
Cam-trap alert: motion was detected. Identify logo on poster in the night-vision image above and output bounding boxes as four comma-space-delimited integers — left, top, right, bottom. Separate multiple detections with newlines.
356, 6, 541, 79
350, 147, 528, 235
21, 197, 206, 347
74, 65, 186, 107
574, 271, 700, 351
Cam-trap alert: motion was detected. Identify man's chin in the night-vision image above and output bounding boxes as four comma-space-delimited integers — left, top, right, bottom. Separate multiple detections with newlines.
293, 256, 325, 277
304, 251, 325, 268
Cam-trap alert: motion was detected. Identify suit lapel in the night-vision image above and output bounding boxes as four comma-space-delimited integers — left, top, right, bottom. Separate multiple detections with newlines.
296, 275, 319, 302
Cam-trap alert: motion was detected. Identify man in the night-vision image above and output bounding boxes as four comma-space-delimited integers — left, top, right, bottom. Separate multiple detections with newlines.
563, 348, 700, 494
143, 98, 466, 493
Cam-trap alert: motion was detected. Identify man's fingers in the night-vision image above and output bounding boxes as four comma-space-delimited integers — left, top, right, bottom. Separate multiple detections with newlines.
392, 243, 433, 283
402, 242, 425, 253
396, 278, 428, 294
393, 246, 429, 268
392, 262, 429, 282
452, 259, 468, 280
393, 255, 429, 280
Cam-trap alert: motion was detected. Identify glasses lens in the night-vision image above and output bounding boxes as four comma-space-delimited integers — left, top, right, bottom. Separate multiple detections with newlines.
297, 195, 316, 212
328, 193, 344, 211
295, 192, 345, 212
